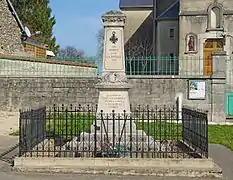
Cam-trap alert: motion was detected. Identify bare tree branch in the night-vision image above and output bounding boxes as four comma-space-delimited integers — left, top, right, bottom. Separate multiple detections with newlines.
124, 28, 153, 58
58, 46, 85, 58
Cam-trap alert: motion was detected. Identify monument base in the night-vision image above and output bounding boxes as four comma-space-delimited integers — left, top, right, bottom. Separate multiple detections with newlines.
66, 82, 158, 158
96, 83, 132, 113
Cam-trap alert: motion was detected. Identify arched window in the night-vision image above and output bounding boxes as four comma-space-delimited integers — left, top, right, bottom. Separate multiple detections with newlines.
207, 3, 223, 30
210, 7, 220, 28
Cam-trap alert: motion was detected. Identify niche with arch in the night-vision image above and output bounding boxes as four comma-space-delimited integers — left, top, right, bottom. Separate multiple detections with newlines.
185, 33, 198, 54
207, 3, 224, 31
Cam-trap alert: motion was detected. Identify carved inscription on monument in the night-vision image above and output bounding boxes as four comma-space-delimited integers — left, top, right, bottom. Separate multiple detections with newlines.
102, 94, 125, 109
104, 29, 124, 71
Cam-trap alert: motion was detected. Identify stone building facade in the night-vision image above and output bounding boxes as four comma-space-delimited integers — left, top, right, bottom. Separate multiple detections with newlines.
180, 0, 233, 76
0, 0, 25, 54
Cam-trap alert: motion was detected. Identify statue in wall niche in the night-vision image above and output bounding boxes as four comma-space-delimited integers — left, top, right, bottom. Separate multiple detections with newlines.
188, 35, 195, 51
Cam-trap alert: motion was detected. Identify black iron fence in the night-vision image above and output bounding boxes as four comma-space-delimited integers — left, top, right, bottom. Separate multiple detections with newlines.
182, 107, 208, 158
19, 107, 46, 157
19, 104, 208, 158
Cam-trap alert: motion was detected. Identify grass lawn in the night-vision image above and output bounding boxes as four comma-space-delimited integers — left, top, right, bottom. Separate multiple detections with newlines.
208, 125, 233, 151
138, 123, 233, 151
45, 112, 95, 137
137, 121, 182, 140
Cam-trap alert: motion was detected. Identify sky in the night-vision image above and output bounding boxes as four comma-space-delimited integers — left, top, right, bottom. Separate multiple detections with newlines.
50, 0, 120, 57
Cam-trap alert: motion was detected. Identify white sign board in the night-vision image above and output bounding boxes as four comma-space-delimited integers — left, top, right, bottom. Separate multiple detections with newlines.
188, 80, 206, 99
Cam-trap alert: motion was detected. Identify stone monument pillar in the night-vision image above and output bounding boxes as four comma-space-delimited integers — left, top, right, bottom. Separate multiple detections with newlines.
74, 11, 155, 157
96, 10, 131, 113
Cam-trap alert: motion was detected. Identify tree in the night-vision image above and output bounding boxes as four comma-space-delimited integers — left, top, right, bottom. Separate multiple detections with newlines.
124, 25, 153, 58
96, 28, 104, 75
12, 0, 59, 54
97, 28, 104, 58
124, 34, 153, 58
58, 46, 85, 58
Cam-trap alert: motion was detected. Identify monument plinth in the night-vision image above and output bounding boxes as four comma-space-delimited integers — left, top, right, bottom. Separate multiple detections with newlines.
96, 10, 131, 113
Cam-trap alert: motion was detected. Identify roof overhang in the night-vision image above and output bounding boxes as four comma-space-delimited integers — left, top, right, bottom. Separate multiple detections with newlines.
119, 0, 154, 10
46, 50, 55, 57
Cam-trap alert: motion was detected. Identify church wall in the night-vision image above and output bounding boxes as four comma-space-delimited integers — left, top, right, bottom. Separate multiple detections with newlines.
179, 15, 208, 76
157, 20, 179, 56
179, 0, 233, 77
179, 15, 207, 57
121, 10, 152, 44
179, 0, 233, 57
180, 0, 233, 12
224, 15, 233, 32
224, 15, 233, 54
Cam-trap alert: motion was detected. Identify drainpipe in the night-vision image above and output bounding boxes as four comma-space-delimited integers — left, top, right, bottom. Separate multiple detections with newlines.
6, 0, 26, 38
152, 0, 157, 57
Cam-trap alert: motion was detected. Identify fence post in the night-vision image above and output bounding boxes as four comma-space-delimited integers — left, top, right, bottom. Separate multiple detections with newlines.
175, 92, 183, 121
19, 109, 22, 157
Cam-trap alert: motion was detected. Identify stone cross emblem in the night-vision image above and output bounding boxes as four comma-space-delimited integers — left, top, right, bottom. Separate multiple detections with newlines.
109, 31, 118, 44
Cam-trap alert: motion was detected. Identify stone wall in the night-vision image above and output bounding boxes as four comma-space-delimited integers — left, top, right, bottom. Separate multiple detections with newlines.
0, 76, 214, 120
0, 58, 98, 77
0, 0, 24, 54
0, 77, 99, 111
128, 77, 211, 110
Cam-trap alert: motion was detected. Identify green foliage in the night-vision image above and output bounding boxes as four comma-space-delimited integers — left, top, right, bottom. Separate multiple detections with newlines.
12, 0, 59, 53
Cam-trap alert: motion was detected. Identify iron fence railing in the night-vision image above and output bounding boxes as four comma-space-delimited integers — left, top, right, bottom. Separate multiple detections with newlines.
125, 56, 212, 77
19, 104, 208, 158
182, 108, 208, 158
19, 107, 46, 157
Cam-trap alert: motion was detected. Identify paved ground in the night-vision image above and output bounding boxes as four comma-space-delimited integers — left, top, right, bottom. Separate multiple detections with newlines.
0, 171, 221, 180
0, 136, 18, 153
0, 135, 231, 180
0, 111, 19, 136
209, 144, 233, 180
